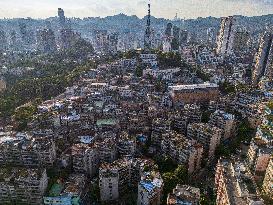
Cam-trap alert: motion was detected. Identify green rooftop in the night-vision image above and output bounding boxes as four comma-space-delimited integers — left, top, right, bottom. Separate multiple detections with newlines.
94, 101, 104, 108
96, 118, 118, 126
48, 183, 63, 197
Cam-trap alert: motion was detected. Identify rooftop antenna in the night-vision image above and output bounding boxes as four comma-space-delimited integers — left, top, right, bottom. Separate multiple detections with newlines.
144, 0, 152, 51
174, 13, 178, 21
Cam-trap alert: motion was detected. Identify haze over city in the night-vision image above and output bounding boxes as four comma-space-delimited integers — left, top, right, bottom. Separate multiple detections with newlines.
1, 0, 273, 19
0, 0, 273, 204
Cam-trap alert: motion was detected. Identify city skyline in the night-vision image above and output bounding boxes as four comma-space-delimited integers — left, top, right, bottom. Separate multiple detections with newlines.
0, 0, 273, 19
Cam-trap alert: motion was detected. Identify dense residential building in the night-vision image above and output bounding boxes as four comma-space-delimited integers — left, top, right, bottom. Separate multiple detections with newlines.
71, 143, 99, 177
247, 102, 273, 179
140, 53, 158, 68
117, 131, 136, 157
19, 21, 35, 49
167, 184, 200, 205
216, 16, 236, 55
161, 131, 203, 173
209, 110, 235, 141
232, 92, 263, 128
143, 68, 180, 81
96, 136, 118, 163
0, 167, 48, 204
44, 174, 86, 205
151, 118, 171, 148
196, 46, 219, 65
137, 171, 163, 205
247, 137, 272, 179
99, 158, 158, 203
181, 46, 196, 65
0, 77, 6, 92
0, 132, 56, 166
2, 3, 273, 205
99, 163, 119, 202
262, 158, 273, 200
215, 159, 264, 205
187, 123, 222, 158
207, 27, 216, 45
94, 30, 109, 53
170, 104, 202, 135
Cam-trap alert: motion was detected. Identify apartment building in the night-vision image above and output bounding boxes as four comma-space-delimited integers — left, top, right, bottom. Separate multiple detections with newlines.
161, 131, 203, 174
215, 159, 264, 205
0, 77, 6, 92
209, 110, 235, 141
0, 132, 56, 166
247, 137, 272, 178
216, 16, 236, 55
252, 31, 273, 86
262, 158, 273, 200
44, 174, 86, 205
0, 167, 48, 204
99, 158, 158, 203
117, 131, 136, 157
96, 136, 118, 163
167, 184, 200, 205
99, 164, 119, 202
137, 171, 163, 205
71, 143, 99, 177
187, 123, 221, 158
151, 118, 171, 148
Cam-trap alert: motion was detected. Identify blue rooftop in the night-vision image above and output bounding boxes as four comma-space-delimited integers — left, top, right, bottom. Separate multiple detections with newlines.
140, 181, 155, 193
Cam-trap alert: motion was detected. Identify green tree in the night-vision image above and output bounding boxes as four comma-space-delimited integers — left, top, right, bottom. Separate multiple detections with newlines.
219, 81, 235, 94
157, 51, 182, 67
174, 165, 188, 183
135, 66, 143, 77
13, 104, 37, 131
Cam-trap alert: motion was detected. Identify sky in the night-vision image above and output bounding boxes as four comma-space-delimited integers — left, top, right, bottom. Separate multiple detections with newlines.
0, 0, 273, 19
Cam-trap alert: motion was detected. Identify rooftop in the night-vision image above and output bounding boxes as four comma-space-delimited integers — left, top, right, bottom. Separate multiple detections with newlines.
169, 83, 218, 91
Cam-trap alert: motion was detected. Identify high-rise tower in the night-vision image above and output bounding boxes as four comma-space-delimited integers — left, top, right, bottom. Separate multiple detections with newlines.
144, 2, 152, 51
36, 28, 57, 53
0, 26, 7, 51
216, 16, 236, 55
252, 30, 273, 86
58, 8, 66, 28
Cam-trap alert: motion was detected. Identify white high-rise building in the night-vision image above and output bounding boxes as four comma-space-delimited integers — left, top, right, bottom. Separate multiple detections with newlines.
216, 16, 236, 55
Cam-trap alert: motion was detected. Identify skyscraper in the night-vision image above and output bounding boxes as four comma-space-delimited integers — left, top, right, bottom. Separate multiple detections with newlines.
0, 26, 7, 51
19, 21, 35, 47
172, 25, 180, 50
207, 27, 215, 45
216, 16, 236, 55
9, 30, 18, 50
60, 28, 79, 50
180, 30, 189, 46
233, 28, 250, 53
165, 23, 173, 37
252, 31, 273, 86
36, 28, 57, 53
144, 2, 152, 51
58, 8, 65, 28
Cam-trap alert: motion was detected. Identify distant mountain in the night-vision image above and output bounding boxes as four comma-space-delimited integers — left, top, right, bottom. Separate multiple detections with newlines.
0, 13, 272, 39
